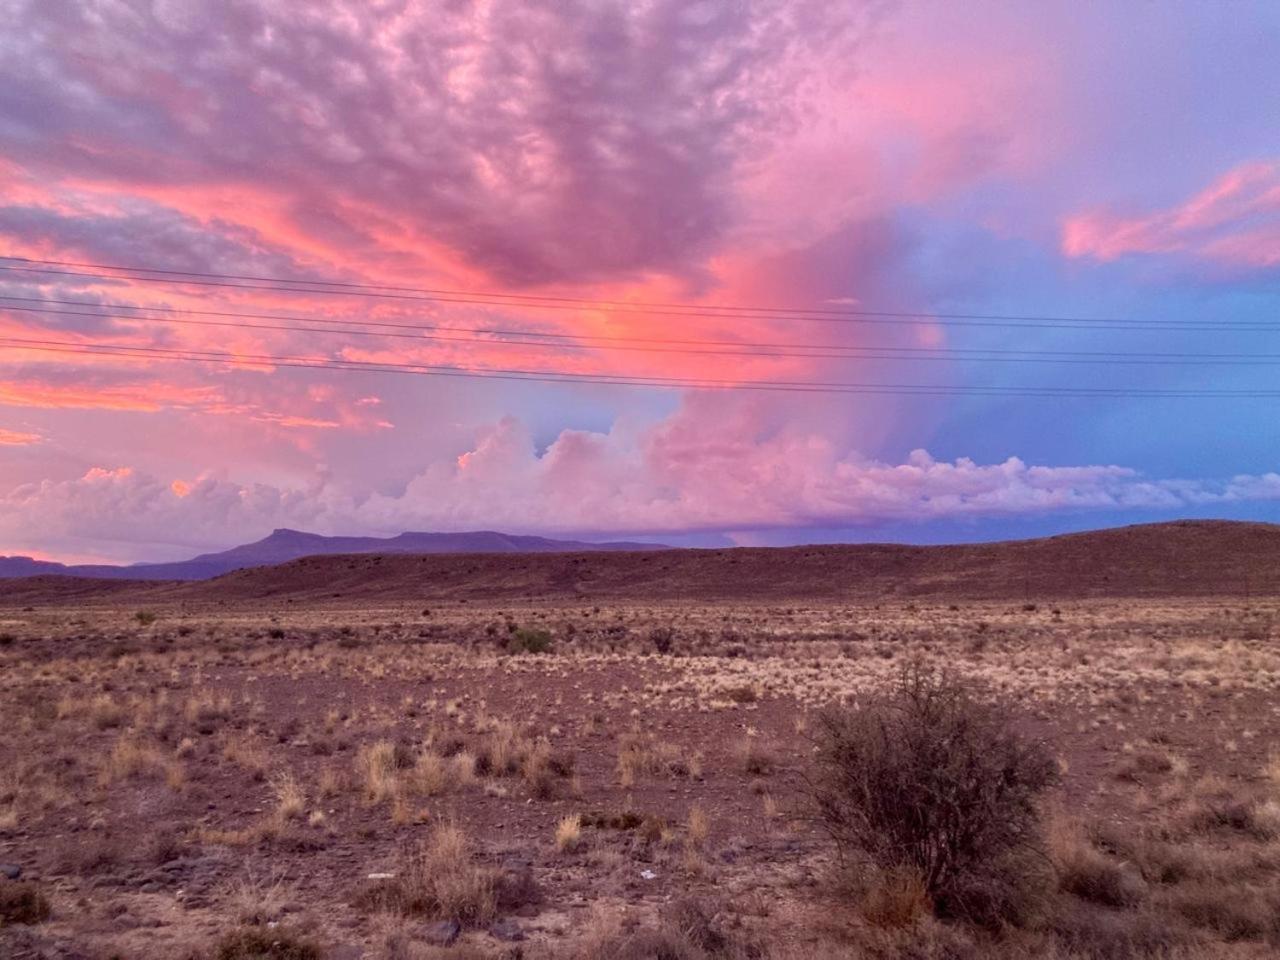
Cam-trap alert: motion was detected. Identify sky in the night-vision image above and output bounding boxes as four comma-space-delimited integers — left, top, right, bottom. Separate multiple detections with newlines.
1, 0, 1278, 564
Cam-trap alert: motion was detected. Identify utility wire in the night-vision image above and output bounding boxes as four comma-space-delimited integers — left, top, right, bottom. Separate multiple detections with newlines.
6, 300, 1280, 366
3, 257, 1278, 331
3, 335, 1279, 398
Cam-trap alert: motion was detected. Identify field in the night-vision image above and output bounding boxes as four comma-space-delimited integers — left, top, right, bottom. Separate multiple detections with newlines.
3, 584, 1280, 958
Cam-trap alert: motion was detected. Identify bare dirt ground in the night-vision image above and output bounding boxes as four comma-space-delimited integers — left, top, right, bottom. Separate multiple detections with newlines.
2, 595, 1279, 958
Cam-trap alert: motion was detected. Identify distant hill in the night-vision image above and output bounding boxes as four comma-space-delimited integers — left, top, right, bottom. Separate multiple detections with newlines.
2, 520, 1277, 606
0, 528, 668, 581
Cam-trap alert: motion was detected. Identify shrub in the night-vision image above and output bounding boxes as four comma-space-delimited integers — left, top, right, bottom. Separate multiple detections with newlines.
649, 626, 675, 654
355, 740, 398, 803
505, 628, 552, 655
134, 610, 158, 626
806, 663, 1058, 924
576, 899, 753, 960
356, 824, 497, 926
1047, 902, 1187, 959
733, 733, 777, 776
1051, 824, 1148, 908
0, 880, 51, 925
556, 814, 583, 852
857, 866, 932, 929
1170, 883, 1277, 941
213, 927, 322, 960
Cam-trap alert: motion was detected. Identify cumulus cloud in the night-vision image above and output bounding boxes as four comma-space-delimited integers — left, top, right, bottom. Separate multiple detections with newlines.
3, 401, 1276, 562
0, 467, 334, 559
1062, 160, 1280, 272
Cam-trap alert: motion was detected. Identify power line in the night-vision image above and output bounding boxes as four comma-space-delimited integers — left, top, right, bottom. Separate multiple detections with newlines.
3, 335, 1279, 398
7, 299, 1280, 367
11, 294, 1280, 355
3, 256, 1278, 331
11, 254, 1118, 317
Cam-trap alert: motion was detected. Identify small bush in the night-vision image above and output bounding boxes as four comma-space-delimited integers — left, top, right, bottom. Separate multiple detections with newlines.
806, 663, 1058, 925
857, 866, 932, 929
649, 626, 675, 654
1170, 882, 1277, 941
1058, 848, 1147, 908
662, 898, 731, 954
582, 810, 644, 830
505, 628, 553, 655
556, 814, 583, 852
356, 824, 497, 926
1047, 902, 1187, 959
1191, 797, 1280, 840
134, 610, 158, 626
494, 861, 542, 913
149, 828, 189, 865
0, 880, 51, 925
579, 900, 750, 960
1050, 817, 1148, 908
213, 927, 322, 960
733, 734, 777, 776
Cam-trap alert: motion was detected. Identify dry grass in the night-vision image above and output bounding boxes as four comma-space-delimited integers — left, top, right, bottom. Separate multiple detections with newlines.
3, 597, 1280, 959
556, 814, 583, 853
732, 729, 778, 776
356, 740, 400, 804
184, 691, 233, 732
687, 805, 709, 849
222, 733, 271, 780
272, 772, 306, 820
98, 735, 180, 787
616, 730, 694, 786
212, 926, 321, 960
1049, 816, 1149, 908
222, 866, 296, 925
357, 823, 498, 926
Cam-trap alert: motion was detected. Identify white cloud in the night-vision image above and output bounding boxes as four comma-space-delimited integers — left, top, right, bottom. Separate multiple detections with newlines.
2, 401, 1276, 562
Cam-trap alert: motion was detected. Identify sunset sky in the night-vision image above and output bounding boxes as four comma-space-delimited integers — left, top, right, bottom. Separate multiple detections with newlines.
2, 0, 1279, 564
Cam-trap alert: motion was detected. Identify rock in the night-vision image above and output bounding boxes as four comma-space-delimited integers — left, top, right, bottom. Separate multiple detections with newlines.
422, 919, 461, 946
0, 863, 21, 880
489, 918, 524, 942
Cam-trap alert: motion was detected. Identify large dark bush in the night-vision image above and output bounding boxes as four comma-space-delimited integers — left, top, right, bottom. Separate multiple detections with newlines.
807, 663, 1059, 924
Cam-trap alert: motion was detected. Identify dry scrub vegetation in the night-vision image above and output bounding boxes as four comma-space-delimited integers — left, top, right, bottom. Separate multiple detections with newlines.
0, 597, 1278, 959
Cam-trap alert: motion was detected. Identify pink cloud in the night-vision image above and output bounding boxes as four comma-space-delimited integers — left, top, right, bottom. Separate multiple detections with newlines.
0, 427, 40, 446
0, 0, 1026, 422
3, 400, 1277, 562
1062, 160, 1280, 269
0, 364, 394, 439
2, 1, 879, 288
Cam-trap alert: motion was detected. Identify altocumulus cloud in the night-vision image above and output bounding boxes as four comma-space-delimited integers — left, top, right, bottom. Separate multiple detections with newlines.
0, 0, 876, 284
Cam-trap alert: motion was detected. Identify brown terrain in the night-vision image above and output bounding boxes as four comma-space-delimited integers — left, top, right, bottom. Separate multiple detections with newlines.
2, 519, 1279, 959
5, 519, 1280, 607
